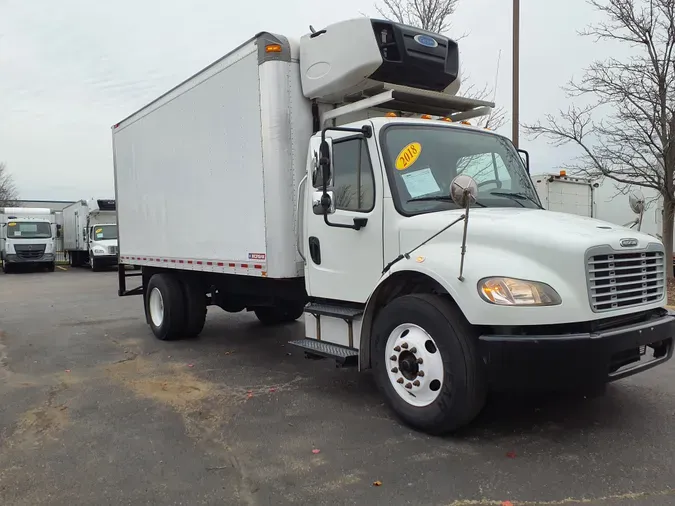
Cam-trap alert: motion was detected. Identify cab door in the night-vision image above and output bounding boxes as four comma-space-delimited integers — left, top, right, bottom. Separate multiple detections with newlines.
304, 127, 384, 303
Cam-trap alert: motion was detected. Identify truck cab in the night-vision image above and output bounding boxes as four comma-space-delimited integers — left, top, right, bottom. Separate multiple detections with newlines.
86, 222, 118, 271
0, 208, 56, 273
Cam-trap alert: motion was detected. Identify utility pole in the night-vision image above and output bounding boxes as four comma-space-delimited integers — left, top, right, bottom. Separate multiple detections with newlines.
512, 0, 520, 148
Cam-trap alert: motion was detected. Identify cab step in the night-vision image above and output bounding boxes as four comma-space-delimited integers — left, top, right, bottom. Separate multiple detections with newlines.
304, 302, 363, 320
288, 338, 358, 367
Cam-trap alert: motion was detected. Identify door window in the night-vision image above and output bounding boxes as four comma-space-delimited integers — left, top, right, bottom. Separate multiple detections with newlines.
331, 138, 375, 212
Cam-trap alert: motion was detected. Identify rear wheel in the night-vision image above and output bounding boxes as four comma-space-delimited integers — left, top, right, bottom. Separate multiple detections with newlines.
371, 294, 486, 435
180, 277, 207, 338
145, 274, 186, 340
254, 303, 304, 325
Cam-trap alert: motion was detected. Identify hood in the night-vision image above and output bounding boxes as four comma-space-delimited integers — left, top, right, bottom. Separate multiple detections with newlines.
398, 208, 660, 255
90, 239, 118, 248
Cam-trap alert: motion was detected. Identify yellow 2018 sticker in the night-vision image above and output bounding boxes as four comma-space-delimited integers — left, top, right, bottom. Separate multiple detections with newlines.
8, 222, 16, 227
395, 142, 422, 170
95, 228, 102, 233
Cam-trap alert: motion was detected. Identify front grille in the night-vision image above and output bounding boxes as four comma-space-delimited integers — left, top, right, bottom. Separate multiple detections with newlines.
108, 245, 117, 255
14, 244, 46, 259
587, 247, 665, 312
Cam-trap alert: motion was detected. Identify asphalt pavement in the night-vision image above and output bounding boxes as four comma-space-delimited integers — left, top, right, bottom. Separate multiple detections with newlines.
1, 268, 674, 506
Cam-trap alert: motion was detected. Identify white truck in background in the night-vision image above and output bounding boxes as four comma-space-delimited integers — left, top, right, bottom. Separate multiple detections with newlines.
63, 199, 118, 271
533, 171, 662, 236
113, 18, 674, 434
0, 207, 56, 273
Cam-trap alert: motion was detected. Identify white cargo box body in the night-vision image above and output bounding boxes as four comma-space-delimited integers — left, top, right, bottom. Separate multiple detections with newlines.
113, 33, 313, 279
62, 201, 87, 251
532, 174, 594, 218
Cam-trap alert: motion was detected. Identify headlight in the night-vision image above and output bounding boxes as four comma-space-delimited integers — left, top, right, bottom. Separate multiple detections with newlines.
478, 277, 561, 306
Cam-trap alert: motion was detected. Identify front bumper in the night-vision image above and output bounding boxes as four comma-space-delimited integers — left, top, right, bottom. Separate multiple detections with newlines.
5, 253, 55, 264
480, 311, 674, 391
92, 254, 118, 267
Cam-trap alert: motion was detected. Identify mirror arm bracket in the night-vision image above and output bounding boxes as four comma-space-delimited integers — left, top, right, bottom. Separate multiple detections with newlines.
319, 124, 373, 231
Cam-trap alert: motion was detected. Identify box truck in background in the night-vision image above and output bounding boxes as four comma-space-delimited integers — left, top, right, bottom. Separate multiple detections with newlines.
63, 199, 118, 271
0, 207, 56, 273
533, 172, 662, 237
113, 18, 674, 434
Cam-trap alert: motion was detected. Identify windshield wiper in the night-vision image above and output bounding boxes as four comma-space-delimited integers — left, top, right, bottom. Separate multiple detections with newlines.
407, 195, 487, 208
489, 191, 543, 209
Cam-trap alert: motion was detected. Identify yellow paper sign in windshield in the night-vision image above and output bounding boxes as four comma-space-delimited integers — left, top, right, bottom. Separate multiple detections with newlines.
395, 142, 422, 170
8, 222, 16, 227
95, 228, 102, 233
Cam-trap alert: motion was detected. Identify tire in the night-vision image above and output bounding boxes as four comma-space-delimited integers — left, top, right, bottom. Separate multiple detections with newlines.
145, 273, 187, 340
90, 255, 101, 272
371, 294, 486, 435
2, 261, 11, 274
46, 262, 55, 272
180, 277, 207, 338
254, 303, 305, 325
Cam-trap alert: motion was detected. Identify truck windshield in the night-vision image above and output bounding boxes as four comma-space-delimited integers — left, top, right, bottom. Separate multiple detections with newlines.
6, 221, 52, 239
382, 125, 541, 215
92, 225, 117, 240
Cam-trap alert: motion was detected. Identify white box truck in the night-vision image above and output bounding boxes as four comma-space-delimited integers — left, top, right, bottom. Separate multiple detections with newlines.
0, 207, 56, 273
113, 18, 674, 434
62, 199, 118, 271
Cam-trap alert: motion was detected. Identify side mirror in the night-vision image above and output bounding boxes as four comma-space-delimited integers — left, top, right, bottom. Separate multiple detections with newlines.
312, 190, 335, 215
317, 138, 333, 189
517, 149, 530, 173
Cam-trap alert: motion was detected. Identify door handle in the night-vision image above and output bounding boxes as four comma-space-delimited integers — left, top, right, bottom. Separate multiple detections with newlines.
308, 236, 321, 265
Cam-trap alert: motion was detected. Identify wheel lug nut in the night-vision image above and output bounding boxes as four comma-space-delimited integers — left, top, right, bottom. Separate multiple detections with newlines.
417, 358, 424, 364
405, 382, 412, 389
410, 347, 417, 353
391, 367, 398, 373
413, 380, 420, 387
397, 378, 404, 384
401, 343, 409, 349
394, 346, 401, 352
390, 355, 397, 361
417, 371, 425, 377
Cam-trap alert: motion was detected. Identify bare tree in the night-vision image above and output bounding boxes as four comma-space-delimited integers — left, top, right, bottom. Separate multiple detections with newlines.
525, 0, 675, 278
0, 162, 19, 207
375, 0, 507, 129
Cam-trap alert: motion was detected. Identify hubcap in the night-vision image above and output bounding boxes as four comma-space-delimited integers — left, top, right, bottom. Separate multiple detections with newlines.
148, 287, 165, 327
385, 323, 444, 407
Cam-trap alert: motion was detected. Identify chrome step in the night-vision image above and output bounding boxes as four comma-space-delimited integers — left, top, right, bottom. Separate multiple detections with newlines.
304, 303, 363, 320
288, 338, 358, 366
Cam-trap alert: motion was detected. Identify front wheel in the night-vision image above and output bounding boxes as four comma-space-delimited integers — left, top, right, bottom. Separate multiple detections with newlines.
371, 294, 486, 435
90, 255, 102, 272
2, 261, 12, 274
46, 262, 55, 272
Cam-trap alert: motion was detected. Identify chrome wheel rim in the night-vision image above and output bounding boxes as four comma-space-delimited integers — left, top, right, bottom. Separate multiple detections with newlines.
149, 287, 165, 327
385, 323, 444, 407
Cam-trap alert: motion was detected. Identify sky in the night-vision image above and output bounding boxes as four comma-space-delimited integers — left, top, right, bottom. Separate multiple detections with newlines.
0, 0, 619, 201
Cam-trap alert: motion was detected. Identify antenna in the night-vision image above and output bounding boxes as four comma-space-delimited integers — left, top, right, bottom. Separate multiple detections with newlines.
484, 50, 501, 129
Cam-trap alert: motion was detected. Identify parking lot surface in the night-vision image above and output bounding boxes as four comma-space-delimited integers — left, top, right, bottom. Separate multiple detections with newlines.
1, 268, 674, 505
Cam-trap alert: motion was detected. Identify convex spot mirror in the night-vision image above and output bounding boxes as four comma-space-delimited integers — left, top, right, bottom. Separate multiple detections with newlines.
450, 174, 478, 207
312, 190, 335, 215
